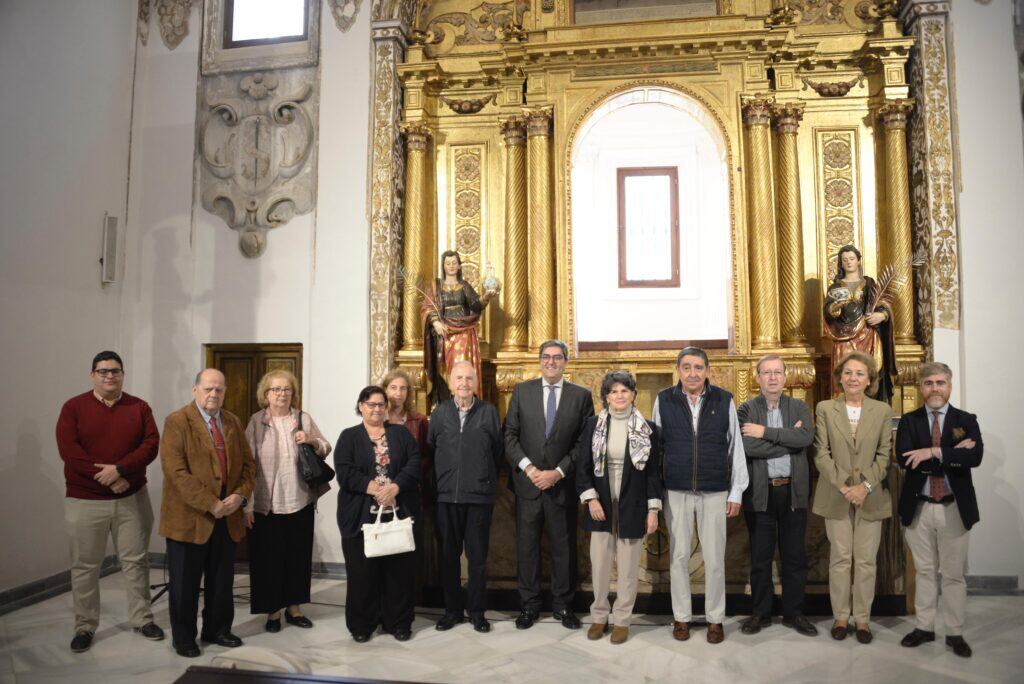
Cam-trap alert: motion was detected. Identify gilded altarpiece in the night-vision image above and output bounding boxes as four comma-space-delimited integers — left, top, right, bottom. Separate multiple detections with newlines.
370, 0, 949, 611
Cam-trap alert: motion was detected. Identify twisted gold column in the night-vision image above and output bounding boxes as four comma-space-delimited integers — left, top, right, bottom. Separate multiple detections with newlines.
399, 123, 434, 352
772, 103, 807, 347
500, 117, 529, 351
524, 106, 556, 348
878, 100, 916, 344
742, 97, 780, 349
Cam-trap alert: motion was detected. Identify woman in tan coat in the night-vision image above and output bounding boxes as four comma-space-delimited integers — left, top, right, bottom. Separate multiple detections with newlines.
812, 351, 893, 644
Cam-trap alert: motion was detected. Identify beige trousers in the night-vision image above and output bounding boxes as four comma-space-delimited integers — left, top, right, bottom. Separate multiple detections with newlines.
665, 490, 728, 623
64, 487, 154, 633
905, 501, 969, 634
823, 504, 882, 624
589, 521, 643, 627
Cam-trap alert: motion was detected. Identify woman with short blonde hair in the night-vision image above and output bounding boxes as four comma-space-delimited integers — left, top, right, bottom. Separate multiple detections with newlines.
244, 369, 332, 633
813, 351, 893, 644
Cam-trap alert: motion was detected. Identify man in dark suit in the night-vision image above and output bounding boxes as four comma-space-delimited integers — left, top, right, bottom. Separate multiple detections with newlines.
896, 361, 982, 658
737, 354, 817, 637
159, 369, 255, 657
504, 339, 595, 629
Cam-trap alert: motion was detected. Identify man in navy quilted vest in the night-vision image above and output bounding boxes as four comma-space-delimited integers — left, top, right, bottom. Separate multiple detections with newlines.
652, 346, 748, 645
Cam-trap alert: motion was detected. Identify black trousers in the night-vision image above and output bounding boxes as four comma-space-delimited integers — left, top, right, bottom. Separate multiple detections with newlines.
516, 494, 576, 612
744, 484, 809, 619
248, 503, 314, 614
436, 502, 493, 618
340, 531, 415, 636
166, 518, 236, 645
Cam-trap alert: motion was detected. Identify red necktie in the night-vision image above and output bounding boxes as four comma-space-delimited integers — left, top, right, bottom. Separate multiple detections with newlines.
209, 417, 228, 486
929, 411, 946, 499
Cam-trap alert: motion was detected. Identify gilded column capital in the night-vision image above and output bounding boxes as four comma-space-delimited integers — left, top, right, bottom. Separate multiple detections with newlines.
500, 117, 527, 146
878, 99, 915, 130
771, 103, 804, 135
523, 106, 554, 137
400, 122, 433, 150
741, 96, 775, 127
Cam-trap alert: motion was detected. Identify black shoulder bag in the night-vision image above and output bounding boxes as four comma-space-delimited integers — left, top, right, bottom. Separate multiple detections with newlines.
294, 411, 335, 488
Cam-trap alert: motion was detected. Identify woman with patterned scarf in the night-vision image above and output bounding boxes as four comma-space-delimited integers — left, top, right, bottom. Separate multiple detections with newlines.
576, 370, 663, 644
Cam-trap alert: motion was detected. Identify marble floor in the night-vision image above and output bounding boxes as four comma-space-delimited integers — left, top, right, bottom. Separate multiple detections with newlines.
0, 570, 1020, 683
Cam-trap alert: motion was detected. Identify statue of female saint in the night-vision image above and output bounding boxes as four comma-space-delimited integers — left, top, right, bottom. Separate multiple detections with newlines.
422, 250, 498, 405
823, 245, 897, 403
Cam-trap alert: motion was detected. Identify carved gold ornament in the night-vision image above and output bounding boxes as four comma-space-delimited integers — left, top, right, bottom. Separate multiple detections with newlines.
802, 77, 862, 97
441, 93, 497, 115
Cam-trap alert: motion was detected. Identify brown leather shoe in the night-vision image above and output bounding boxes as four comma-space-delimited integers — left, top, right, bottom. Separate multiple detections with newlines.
672, 621, 690, 641
707, 623, 725, 644
610, 626, 629, 644
830, 622, 849, 641
855, 624, 873, 644
587, 622, 608, 640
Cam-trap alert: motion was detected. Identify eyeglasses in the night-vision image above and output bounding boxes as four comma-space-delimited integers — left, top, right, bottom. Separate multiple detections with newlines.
362, 401, 387, 409
759, 370, 785, 377
269, 387, 293, 394
540, 354, 565, 362
93, 369, 123, 377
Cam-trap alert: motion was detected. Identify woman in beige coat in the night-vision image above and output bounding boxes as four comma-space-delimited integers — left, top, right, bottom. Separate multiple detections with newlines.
812, 351, 893, 644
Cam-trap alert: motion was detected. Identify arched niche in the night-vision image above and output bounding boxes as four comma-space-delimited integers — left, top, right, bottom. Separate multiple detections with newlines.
570, 86, 732, 348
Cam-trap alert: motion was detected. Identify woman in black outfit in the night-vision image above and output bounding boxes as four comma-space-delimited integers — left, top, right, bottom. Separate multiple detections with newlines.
335, 386, 421, 642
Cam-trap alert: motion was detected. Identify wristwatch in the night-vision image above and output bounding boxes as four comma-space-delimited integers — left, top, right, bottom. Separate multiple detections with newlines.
239, 495, 249, 509
863, 480, 873, 494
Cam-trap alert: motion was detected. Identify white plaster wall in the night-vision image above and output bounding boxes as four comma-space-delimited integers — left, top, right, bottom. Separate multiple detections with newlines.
0, 0, 372, 593
950, 0, 1024, 585
121, 4, 373, 566
0, 0, 138, 592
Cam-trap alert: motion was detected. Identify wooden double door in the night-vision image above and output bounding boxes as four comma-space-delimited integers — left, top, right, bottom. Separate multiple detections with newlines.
205, 343, 303, 424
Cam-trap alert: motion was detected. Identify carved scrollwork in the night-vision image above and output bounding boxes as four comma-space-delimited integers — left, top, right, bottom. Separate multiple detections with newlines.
495, 368, 524, 393
765, 5, 799, 27
155, 0, 195, 50
785, 362, 817, 389
855, 0, 899, 24
422, 0, 530, 53
440, 92, 497, 114
786, 0, 844, 25
138, 0, 151, 45
896, 360, 920, 386
199, 70, 318, 257
802, 76, 862, 97
328, 0, 363, 33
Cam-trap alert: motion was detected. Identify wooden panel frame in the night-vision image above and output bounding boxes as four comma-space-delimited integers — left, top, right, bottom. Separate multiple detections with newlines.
616, 166, 681, 289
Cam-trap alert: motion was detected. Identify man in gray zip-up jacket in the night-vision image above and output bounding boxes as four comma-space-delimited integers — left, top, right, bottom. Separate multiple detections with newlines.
426, 361, 503, 633
736, 354, 816, 638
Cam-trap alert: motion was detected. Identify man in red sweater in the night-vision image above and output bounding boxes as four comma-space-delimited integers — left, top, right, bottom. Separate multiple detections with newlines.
55, 351, 164, 653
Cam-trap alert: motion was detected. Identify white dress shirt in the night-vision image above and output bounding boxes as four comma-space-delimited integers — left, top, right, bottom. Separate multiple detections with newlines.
519, 378, 566, 477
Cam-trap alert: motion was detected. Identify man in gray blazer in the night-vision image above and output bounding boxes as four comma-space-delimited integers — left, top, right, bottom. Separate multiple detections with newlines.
504, 340, 595, 630
737, 354, 817, 637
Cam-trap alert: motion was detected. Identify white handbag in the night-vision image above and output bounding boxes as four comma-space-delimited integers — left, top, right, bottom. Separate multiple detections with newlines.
361, 504, 415, 558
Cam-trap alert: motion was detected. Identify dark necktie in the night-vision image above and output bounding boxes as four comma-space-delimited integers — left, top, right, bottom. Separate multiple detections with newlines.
545, 384, 557, 438
929, 411, 946, 499
209, 416, 228, 487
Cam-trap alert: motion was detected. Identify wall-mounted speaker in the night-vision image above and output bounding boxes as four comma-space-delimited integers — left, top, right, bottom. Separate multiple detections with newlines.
100, 213, 117, 284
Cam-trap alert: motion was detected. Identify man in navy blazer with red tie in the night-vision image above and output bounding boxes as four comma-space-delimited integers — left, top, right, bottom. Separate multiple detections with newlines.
896, 361, 983, 658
